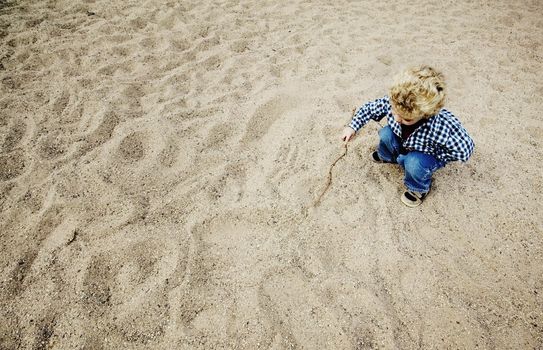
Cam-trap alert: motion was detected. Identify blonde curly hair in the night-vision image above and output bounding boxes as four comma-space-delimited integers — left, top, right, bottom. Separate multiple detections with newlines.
389, 65, 446, 121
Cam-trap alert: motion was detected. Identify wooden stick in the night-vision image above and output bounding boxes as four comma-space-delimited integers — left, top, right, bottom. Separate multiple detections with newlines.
312, 108, 357, 207
312, 143, 348, 207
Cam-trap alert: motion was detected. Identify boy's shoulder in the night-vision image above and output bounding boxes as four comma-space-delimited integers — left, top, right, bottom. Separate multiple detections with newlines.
428, 108, 462, 127
427, 108, 470, 143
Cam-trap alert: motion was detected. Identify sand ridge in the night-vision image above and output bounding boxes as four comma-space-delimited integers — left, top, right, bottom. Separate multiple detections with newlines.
1, 0, 542, 348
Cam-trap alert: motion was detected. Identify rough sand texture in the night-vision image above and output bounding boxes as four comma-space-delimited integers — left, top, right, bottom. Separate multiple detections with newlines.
1, 0, 542, 348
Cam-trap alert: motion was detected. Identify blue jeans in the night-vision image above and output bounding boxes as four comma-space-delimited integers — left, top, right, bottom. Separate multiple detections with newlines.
377, 126, 445, 193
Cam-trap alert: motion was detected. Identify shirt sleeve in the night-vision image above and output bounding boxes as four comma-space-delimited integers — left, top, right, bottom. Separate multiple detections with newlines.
437, 113, 474, 162
444, 124, 474, 162
348, 96, 391, 132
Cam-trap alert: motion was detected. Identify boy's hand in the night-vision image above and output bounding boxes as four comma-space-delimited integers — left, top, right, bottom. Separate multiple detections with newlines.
341, 127, 356, 144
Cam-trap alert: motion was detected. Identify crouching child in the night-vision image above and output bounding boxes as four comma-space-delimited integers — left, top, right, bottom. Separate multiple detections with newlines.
341, 66, 474, 207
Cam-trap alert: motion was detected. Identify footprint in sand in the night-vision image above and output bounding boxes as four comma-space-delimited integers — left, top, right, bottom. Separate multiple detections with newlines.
1, 204, 65, 301
258, 265, 402, 349
0, 309, 20, 349
120, 83, 145, 110
118, 131, 146, 162
176, 210, 297, 348
1, 119, 26, 152
240, 94, 298, 146
76, 224, 190, 346
260, 268, 351, 348
157, 133, 196, 171
77, 110, 120, 156
168, 38, 191, 52
230, 39, 249, 53
0, 149, 27, 181
51, 89, 70, 118
37, 131, 67, 161
204, 121, 235, 150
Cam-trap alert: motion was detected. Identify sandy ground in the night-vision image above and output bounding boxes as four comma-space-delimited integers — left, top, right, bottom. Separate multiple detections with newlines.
1, 0, 542, 348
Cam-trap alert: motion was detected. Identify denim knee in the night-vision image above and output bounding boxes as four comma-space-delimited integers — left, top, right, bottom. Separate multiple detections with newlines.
402, 153, 433, 180
378, 125, 395, 144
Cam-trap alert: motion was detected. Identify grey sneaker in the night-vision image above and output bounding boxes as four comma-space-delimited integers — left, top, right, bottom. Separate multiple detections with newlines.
401, 190, 428, 207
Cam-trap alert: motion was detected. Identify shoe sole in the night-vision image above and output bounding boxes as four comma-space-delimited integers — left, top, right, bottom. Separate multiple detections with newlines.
401, 194, 422, 207
401, 191, 428, 207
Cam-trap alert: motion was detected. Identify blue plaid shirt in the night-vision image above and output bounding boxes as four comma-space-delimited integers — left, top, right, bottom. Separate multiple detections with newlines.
349, 96, 474, 163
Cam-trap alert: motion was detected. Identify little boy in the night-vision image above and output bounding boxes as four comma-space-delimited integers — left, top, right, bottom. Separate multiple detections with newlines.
341, 66, 474, 207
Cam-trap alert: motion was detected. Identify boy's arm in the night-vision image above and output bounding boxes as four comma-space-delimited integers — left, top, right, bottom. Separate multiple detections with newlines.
436, 113, 474, 162
444, 125, 474, 162
348, 96, 391, 132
